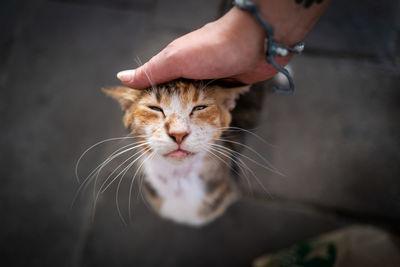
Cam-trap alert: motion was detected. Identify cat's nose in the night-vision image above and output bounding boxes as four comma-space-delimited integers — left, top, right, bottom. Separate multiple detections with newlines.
169, 131, 189, 145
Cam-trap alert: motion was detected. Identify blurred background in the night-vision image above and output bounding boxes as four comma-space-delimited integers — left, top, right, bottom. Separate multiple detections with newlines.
1, 0, 399, 266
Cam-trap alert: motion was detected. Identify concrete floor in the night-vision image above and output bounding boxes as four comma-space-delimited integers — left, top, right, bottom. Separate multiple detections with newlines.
1, 0, 399, 266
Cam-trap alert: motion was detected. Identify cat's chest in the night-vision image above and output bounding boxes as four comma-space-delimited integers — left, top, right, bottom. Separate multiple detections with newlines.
146, 168, 205, 199
143, 156, 207, 225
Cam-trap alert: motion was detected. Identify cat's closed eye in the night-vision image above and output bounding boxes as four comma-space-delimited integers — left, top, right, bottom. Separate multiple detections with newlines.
192, 105, 207, 112
149, 106, 164, 113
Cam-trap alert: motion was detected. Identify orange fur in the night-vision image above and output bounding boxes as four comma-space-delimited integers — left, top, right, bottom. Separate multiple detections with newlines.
103, 79, 250, 226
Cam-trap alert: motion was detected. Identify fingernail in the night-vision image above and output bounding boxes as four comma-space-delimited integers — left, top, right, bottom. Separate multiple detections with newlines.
116, 70, 135, 82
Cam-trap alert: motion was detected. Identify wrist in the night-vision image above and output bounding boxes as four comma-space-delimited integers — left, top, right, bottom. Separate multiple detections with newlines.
220, 5, 301, 62
248, 0, 305, 45
216, 7, 266, 59
218, 7, 265, 43
236, 0, 330, 46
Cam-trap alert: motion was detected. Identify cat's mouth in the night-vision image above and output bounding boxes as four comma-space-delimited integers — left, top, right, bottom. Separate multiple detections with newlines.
164, 148, 193, 160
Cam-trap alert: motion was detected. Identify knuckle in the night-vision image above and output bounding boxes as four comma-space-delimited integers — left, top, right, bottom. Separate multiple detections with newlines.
162, 44, 179, 62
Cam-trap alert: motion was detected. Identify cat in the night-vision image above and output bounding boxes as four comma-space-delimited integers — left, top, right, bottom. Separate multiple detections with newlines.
102, 79, 251, 226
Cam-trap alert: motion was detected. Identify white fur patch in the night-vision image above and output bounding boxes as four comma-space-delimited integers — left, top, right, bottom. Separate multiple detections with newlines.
138, 90, 221, 225
143, 153, 209, 226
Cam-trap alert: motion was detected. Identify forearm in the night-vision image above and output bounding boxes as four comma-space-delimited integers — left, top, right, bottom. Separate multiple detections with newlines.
117, 0, 330, 88
231, 0, 331, 46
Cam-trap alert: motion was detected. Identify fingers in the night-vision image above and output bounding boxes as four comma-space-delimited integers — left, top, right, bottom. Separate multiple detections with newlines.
117, 46, 182, 89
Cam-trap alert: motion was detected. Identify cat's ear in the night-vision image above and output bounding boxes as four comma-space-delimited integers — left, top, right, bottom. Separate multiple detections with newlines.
102, 86, 140, 110
222, 85, 250, 111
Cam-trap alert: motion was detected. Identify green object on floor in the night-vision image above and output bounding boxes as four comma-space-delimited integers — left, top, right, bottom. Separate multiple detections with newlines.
256, 240, 336, 267
253, 225, 400, 267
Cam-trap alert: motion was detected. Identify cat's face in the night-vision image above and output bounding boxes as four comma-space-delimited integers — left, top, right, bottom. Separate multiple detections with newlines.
104, 80, 248, 162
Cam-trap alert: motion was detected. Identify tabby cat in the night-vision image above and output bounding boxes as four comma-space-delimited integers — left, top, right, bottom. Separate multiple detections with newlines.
103, 79, 253, 226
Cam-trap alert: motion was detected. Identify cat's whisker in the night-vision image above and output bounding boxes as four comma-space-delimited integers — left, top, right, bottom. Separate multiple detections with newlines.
80, 141, 148, 194
87, 141, 148, 187
206, 145, 253, 195
206, 146, 251, 189
91, 147, 152, 221
91, 141, 150, 202
214, 139, 284, 176
215, 126, 259, 132
129, 151, 156, 223
115, 152, 149, 226
75, 135, 143, 182
135, 56, 157, 92
209, 146, 271, 198
131, 172, 150, 221
213, 141, 283, 179
198, 79, 217, 92
216, 126, 276, 148
137, 172, 152, 213
71, 141, 149, 207
199, 146, 242, 179
135, 154, 154, 202
116, 148, 153, 222
136, 172, 147, 202
76, 137, 149, 189
98, 147, 151, 195
114, 148, 154, 225
233, 155, 272, 198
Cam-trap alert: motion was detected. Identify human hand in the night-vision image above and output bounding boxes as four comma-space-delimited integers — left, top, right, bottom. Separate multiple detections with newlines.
117, 7, 292, 89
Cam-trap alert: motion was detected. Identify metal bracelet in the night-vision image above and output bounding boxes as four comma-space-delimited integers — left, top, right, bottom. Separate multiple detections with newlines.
233, 0, 305, 95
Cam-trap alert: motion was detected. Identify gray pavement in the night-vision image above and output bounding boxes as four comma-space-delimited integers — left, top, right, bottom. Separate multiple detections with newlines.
1, 0, 399, 266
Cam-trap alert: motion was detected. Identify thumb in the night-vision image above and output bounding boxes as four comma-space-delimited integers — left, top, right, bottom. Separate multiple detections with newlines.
116, 49, 181, 89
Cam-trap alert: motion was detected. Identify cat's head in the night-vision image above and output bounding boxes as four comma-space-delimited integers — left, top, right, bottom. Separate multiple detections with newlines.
103, 80, 248, 162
